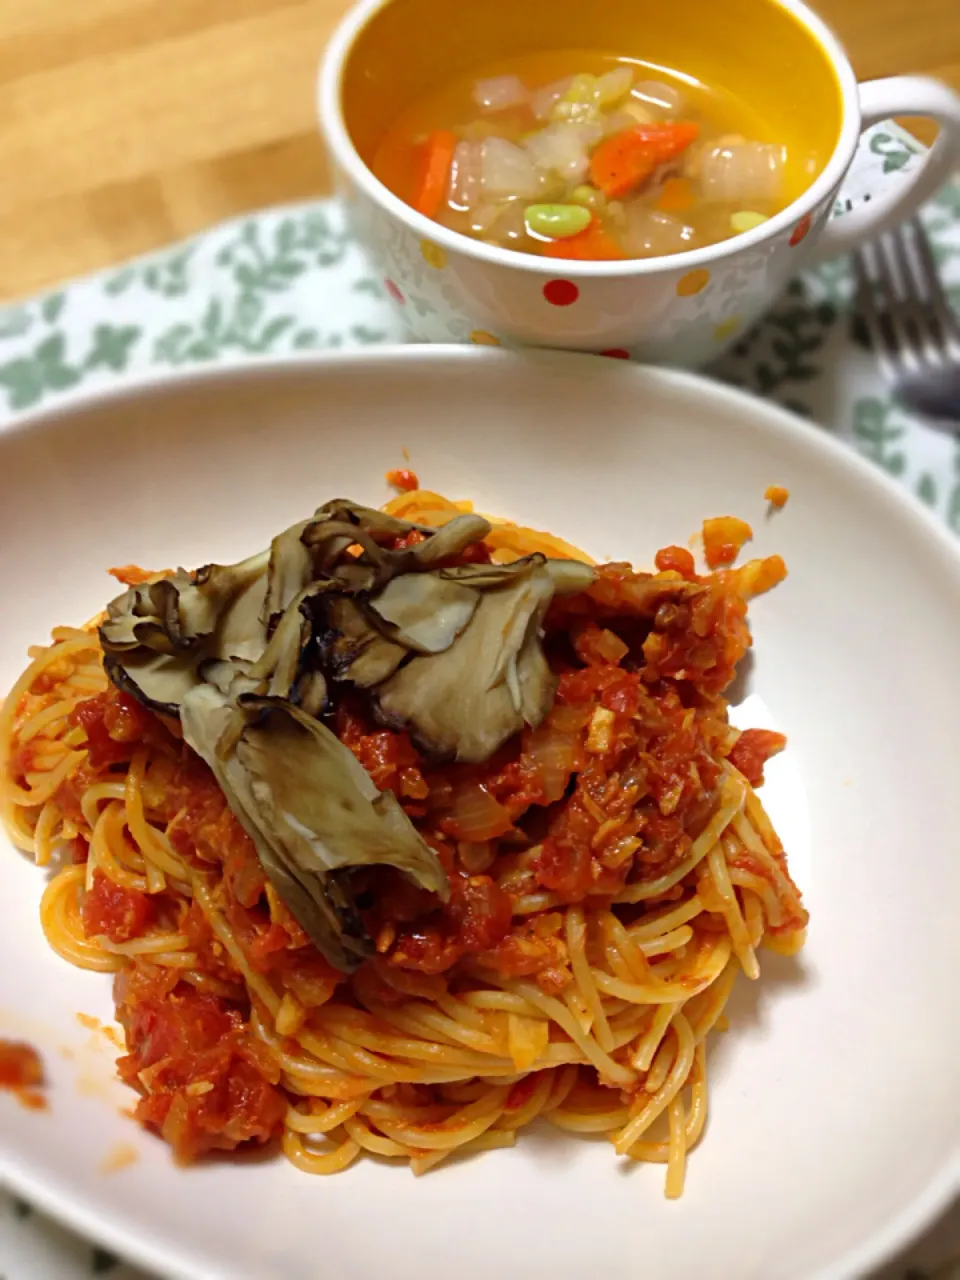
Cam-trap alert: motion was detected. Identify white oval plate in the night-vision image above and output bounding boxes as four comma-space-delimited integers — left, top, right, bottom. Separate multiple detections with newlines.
1, 348, 958, 1280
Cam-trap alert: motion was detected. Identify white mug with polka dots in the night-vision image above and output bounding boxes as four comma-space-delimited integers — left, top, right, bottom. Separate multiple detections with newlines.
318, 0, 960, 367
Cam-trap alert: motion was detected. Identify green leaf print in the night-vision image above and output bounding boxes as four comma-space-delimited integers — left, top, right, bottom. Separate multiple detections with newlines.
84, 324, 141, 372
752, 305, 834, 392
202, 298, 223, 339
804, 258, 853, 309
0, 306, 32, 341
0, 357, 45, 409
869, 131, 920, 174
259, 316, 296, 347
350, 323, 388, 344
0, 330, 86, 409
276, 217, 298, 256
152, 323, 194, 365
37, 340, 81, 392
916, 473, 938, 507
222, 214, 351, 295
723, 276, 839, 381
40, 291, 66, 324
91, 1244, 120, 1274
103, 266, 137, 297
142, 247, 194, 298
852, 397, 906, 476
152, 294, 305, 364
948, 440, 960, 534
353, 277, 386, 298
233, 292, 263, 333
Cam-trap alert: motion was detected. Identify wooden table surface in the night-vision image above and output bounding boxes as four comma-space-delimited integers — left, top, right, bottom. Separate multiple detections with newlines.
1, 0, 958, 300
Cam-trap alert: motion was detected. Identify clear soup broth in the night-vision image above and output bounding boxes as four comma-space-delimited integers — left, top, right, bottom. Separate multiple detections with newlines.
372, 51, 828, 262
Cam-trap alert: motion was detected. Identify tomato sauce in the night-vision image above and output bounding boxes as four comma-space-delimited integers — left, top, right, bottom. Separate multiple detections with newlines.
65, 544, 803, 1163
727, 728, 787, 786
0, 1040, 46, 1111
82, 872, 154, 944
114, 965, 286, 1161
0, 1040, 43, 1090
702, 516, 753, 569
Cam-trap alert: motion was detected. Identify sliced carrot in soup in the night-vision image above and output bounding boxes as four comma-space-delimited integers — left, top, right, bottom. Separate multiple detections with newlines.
589, 122, 700, 199
414, 130, 457, 218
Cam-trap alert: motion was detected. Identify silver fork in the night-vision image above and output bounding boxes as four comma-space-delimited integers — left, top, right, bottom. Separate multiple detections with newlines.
852, 216, 960, 430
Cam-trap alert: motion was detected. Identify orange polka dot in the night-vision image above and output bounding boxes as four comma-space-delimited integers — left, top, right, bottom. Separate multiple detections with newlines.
676, 268, 711, 297
420, 240, 447, 269
470, 330, 501, 346
789, 214, 812, 247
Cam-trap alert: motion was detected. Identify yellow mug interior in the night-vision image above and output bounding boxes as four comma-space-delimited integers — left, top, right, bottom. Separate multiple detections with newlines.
342, 0, 844, 212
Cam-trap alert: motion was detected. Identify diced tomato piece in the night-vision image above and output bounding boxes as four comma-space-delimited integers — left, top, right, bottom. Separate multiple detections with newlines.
81, 871, 154, 943
655, 545, 696, 578
601, 675, 642, 718
535, 835, 593, 900
727, 729, 787, 786
702, 516, 753, 569
386, 468, 419, 492
0, 1040, 43, 1090
447, 874, 512, 953
69, 689, 167, 768
108, 565, 158, 586
114, 964, 286, 1161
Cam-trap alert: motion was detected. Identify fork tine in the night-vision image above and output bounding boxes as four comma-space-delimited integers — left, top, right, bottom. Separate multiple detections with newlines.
867, 235, 927, 380
883, 223, 949, 374
852, 247, 891, 374
906, 217, 960, 355
852, 244, 911, 382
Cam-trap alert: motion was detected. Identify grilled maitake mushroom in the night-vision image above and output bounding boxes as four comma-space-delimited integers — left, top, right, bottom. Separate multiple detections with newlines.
180, 685, 448, 971
99, 497, 596, 968
374, 557, 557, 763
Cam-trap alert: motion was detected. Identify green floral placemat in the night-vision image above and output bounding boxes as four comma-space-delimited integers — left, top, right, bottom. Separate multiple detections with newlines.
1, 121, 957, 1280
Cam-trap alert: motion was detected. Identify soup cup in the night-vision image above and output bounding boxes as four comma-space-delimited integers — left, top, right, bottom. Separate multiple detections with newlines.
318, 0, 960, 367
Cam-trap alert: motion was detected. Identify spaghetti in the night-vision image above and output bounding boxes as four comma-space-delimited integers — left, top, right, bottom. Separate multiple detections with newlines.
0, 491, 805, 1195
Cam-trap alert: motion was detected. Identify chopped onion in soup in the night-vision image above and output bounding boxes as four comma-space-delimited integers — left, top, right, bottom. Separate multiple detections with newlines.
481, 138, 542, 198
603, 109, 645, 137
473, 75, 529, 114
593, 66, 635, 107
524, 123, 601, 183
621, 207, 699, 257
478, 199, 536, 250
531, 77, 574, 121
469, 202, 504, 236
449, 140, 483, 211
699, 141, 785, 203
631, 80, 686, 117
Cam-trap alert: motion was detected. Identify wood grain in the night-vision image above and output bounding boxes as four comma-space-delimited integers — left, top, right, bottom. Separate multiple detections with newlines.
0, 0, 957, 299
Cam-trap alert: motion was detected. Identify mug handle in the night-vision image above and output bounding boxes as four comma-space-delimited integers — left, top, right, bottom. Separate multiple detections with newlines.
809, 75, 960, 261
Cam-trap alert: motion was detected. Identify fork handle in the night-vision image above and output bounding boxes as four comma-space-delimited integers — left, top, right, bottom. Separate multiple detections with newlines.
809, 76, 960, 263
